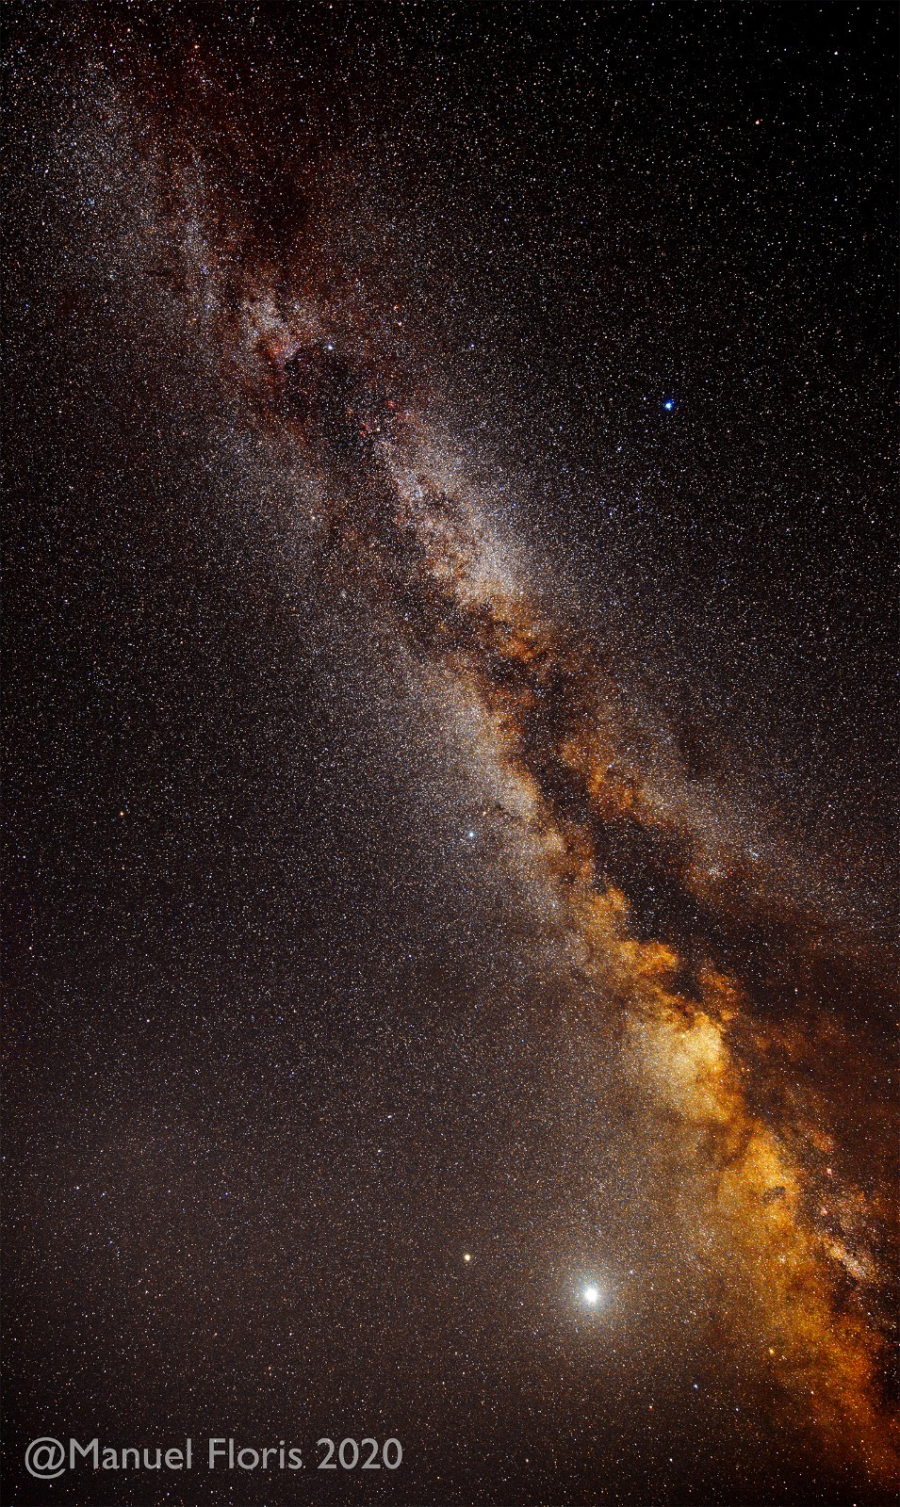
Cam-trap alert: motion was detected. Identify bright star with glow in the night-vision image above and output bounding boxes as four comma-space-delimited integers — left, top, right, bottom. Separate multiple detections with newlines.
663, 398, 675, 411
583, 1284, 600, 1306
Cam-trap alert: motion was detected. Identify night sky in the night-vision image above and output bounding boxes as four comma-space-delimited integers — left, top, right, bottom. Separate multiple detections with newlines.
2, 4, 897, 1504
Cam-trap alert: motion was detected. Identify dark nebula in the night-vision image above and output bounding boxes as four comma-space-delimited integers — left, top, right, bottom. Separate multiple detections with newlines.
2, 4, 897, 1505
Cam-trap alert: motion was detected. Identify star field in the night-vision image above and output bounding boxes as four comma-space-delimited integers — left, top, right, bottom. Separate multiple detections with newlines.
2, 4, 897, 1505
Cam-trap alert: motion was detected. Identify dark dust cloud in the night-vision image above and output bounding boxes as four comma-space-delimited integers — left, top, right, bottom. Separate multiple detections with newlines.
2, 4, 897, 1504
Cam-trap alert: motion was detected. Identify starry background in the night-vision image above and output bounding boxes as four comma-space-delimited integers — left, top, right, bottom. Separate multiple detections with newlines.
2, 4, 897, 1505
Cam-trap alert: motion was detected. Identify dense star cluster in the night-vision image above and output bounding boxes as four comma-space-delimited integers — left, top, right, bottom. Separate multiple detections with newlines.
2, 4, 897, 1505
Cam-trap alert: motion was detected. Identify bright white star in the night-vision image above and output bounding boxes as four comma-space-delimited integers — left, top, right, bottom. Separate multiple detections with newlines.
583, 1285, 600, 1306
